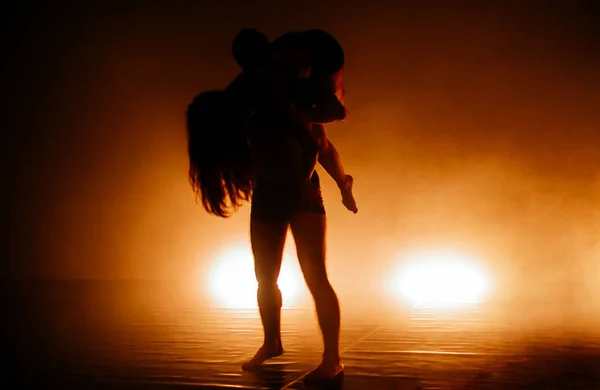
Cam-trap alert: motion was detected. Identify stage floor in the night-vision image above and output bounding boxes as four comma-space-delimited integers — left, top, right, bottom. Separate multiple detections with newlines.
8, 281, 600, 389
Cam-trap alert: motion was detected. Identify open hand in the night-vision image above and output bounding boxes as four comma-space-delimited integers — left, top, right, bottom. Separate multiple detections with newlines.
340, 175, 358, 214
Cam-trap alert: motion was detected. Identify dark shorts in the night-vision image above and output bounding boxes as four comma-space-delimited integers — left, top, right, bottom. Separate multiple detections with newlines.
251, 172, 325, 223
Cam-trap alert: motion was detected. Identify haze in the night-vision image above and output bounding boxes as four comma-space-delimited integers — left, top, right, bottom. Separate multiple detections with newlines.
7, 1, 600, 310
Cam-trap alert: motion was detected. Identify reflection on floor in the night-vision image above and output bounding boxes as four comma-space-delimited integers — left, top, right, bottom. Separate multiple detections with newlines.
11, 281, 600, 390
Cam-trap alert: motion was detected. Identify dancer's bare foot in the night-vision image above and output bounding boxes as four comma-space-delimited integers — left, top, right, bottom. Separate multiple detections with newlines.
241, 344, 284, 371
304, 359, 344, 384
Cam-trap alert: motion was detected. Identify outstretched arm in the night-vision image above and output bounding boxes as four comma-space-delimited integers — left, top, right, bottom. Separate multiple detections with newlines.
314, 126, 346, 188
312, 125, 358, 213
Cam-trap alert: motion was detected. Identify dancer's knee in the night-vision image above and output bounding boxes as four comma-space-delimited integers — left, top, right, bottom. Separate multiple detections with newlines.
304, 272, 333, 296
257, 282, 282, 308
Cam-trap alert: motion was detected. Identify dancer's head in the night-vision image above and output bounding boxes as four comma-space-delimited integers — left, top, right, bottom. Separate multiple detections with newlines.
301, 29, 344, 77
302, 29, 346, 103
271, 31, 312, 79
272, 29, 346, 106
187, 90, 252, 218
232, 28, 270, 71
272, 30, 344, 75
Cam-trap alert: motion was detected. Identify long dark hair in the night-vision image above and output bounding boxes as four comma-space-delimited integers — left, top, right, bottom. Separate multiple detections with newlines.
187, 29, 345, 217
186, 90, 253, 218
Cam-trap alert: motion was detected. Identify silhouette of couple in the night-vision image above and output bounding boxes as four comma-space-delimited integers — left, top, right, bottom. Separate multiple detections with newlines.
187, 28, 357, 384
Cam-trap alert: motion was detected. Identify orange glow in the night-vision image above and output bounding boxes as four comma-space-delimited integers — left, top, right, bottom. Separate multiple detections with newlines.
389, 250, 492, 307
206, 244, 304, 309
9, 1, 599, 321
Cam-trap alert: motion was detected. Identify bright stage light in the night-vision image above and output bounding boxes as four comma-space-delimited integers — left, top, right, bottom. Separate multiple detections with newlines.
207, 245, 302, 309
390, 250, 491, 307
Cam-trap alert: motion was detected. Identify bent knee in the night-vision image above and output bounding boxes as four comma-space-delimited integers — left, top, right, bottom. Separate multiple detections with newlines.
257, 282, 282, 307
303, 273, 332, 294
257, 281, 281, 297
256, 271, 280, 285
257, 280, 279, 290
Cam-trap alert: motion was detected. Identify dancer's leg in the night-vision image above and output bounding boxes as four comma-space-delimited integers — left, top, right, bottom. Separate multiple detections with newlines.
290, 211, 343, 379
242, 217, 288, 371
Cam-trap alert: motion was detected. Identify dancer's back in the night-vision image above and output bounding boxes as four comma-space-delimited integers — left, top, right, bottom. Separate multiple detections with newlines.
247, 110, 308, 186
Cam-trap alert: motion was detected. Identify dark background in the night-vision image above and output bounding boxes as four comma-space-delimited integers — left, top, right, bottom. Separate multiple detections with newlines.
5, 1, 600, 302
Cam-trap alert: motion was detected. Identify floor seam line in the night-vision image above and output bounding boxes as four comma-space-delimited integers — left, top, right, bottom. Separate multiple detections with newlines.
280, 322, 391, 389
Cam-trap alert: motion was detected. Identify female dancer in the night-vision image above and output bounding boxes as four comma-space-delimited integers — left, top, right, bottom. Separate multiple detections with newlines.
187, 29, 355, 382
